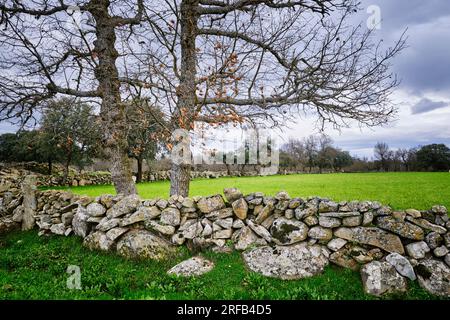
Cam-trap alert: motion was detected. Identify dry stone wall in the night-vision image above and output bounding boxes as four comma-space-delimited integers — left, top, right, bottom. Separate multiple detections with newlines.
1, 178, 450, 298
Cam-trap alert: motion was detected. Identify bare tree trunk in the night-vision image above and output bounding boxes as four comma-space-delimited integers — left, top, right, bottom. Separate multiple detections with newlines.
62, 150, 72, 186
170, 0, 198, 197
47, 158, 52, 175
136, 156, 143, 183
90, 0, 136, 195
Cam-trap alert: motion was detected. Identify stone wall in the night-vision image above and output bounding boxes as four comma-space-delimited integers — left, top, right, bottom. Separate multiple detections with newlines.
1, 178, 449, 298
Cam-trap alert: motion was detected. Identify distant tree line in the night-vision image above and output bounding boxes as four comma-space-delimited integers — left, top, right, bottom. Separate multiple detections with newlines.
280, 137, 450, 173
279, 135, 353, 173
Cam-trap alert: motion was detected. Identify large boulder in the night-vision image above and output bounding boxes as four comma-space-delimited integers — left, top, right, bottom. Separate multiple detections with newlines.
167, 256, 214, 277
116, 229, 176, 260
270, 217, 308, 245
360, 261, 408, 296
375, 216, 424, 240
334, 227, 405, 254
197, 195, 226, 214
242, 243, 329, 280
415, 259, 450, 298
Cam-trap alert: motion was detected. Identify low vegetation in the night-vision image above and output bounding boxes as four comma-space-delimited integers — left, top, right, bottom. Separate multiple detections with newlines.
0, 231, 439, 300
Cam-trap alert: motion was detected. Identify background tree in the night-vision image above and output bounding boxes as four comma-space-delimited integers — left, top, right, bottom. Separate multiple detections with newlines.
40, 98, 102, 184
334, 150, 353, 171
126, 99, 166, 183
374, 142, 392, 172
416, 144, 450, 172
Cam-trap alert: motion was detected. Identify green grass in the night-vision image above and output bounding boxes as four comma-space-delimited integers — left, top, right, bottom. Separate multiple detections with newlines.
0, 231, 441, 300
46, 172, 450, 210
6, 172, 449, 300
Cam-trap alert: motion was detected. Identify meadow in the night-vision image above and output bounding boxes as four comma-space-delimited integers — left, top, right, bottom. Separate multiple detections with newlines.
2, 172, 449, 300
48, 172, 450, 210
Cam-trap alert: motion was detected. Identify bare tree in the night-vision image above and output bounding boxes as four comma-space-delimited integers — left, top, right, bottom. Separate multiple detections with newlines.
121, 0, 405, 196
374, 142, 391, 172
0, 0, 145, 195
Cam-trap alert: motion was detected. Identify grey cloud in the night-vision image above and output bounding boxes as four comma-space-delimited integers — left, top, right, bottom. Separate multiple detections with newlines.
411, 98, 448, 114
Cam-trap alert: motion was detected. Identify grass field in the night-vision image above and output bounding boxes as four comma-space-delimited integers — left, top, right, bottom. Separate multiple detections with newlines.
4, 172, 449, 300
47, 172, 450, 210
0, 231, 441, 300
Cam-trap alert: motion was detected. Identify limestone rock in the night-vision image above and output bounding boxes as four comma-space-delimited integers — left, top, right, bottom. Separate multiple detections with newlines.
232, 198, 248, 220
160, 208, 181, 226
386, 253, 416, 280
361, 261, 408, 296
319, 212, 360, 218
223, 188, 243, 203
433, 245, 449, 258
96, 217, 120, 232
405, 216, 447, 234
205, 208, 233, 221
86, 203, 106, 217
213, 229, 233, 239
334, 227, 404, 254
329, 248, 359, 271
255, 204, 273, 224
107, 195, 141, 218
375, 216, 425, 240
308, 226, 333, 241
116, 229, 176, 260
83, 231, 115, 251
405, 241, 430, 259
247, 220, 272, 243
405, 209, 421, 218
50, 223, 65, 235
327, 238, 348, 252
234, 226, 266, 251
342, 216, 362, 227
167, 256, 214, 277
72, 205, 91, 238
197, 195, 226, 214
120, 210, 145, 227
106, 227, 129, 241
319, 216, 341, 228
242, 243, 329, 280
362, 211, 374, 226
425, 232, 443, 250
415, 259, 450, 297
304, 215, 319, 226
270, 217, 308, 245
146, 220, 176, 236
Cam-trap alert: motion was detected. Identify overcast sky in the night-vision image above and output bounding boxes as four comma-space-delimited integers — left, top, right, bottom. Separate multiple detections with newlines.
283, 0, 450, 158
1, 1, 449, 159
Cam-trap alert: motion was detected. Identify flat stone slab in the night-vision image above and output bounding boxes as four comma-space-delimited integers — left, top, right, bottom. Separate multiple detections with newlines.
242, 243, 329, 280
167, 256, 214, 277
